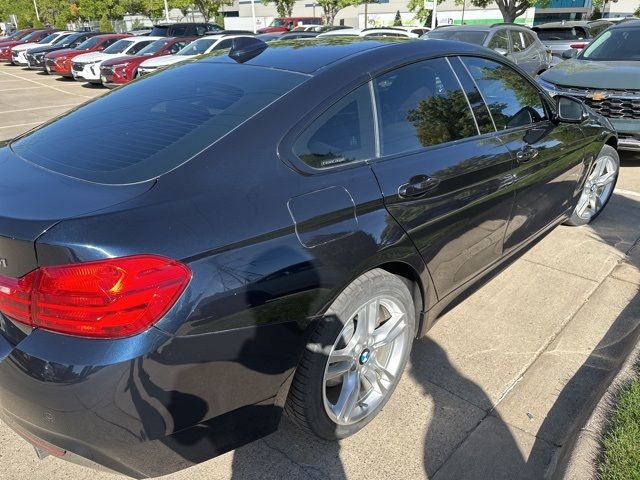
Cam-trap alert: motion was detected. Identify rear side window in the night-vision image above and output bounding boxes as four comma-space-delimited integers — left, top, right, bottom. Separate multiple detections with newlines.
293, 84, 374, 169
11, 63, 305, 184
487, 30, 509, 50
374, 58, 479, 156
510, 30, 526, 52
128, 41, 153, 54
462, 56, 547, 130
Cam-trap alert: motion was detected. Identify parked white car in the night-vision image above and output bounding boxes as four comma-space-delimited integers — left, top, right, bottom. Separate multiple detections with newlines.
11, 31, 74, 65
71, 36, 161, 84
138, 34, 253, 75
359, 28, 420, 38
316, 28, 362, 37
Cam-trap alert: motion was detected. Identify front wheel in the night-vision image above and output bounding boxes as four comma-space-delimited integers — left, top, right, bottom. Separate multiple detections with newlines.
566, 144, 619, 226
286, 269, 416, 440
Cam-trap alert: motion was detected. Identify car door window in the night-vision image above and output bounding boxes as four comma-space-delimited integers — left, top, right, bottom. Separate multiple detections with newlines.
462, 56, 547, 130
374, 58, 479, 156
510, 30, 526, 52
487, 30, 509, 51
293, 84, 375, 169
170, 42, 186, 53
522, 31, 536, 48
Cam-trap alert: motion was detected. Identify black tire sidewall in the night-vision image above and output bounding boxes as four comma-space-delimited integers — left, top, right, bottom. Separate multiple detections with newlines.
297, 271, 416, 440
566, 144, 620, 226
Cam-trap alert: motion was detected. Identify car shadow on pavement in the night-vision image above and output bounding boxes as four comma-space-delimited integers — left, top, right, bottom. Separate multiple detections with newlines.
227, 191, 640, 480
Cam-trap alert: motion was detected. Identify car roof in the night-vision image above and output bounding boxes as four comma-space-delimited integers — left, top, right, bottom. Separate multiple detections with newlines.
533, 20, 611, 29
433, 24, 529, 32
609, 19, 640, 28
199, 36, 483, 74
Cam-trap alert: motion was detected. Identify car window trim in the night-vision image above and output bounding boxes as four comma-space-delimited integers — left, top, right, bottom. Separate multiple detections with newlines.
458, 56, 498, 131
282, 80, 378, 175
458, 54, 554, 135
446, 57, 481, 137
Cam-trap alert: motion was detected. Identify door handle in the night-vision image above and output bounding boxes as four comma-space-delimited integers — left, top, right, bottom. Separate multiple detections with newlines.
398, 175, 440, 198
516, 145, 539, 163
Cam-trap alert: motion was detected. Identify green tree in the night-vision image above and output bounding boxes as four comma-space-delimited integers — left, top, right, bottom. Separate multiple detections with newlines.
99, 13, 113, 31
33, 17, 43, 27
634, 4, 640, 16
466, 0, 550, 23
408, 0, 439, 24
261, 0, 295, 18
393, 9, 402, 26
317, 0, 361, 26
192, 0, 234, 22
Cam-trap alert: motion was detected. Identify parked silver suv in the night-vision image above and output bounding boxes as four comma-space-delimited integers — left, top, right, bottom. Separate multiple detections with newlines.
532, 19, 612, 64
423, 24, 551, 75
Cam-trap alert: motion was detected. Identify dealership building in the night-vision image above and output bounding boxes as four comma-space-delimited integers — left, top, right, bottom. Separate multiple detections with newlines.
130, 0, 638, 31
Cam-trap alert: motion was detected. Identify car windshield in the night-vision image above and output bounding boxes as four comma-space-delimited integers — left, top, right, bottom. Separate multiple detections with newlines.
149, 25, 170, 36
425, 29, 488, 45
5, 31, 22, 39
104, 39, 134, 54
20, 31, 39, 42
75, 36, 103, 50
38, 33, 59, 44
52, 33, 71, 45
11, 62, 306, 184
177, 38, 216, 55
533, 27, 587, 40
138, 39, 170, 55
581, 28, 640, 60
58, 33, 84, 47
270, 19, 285, 27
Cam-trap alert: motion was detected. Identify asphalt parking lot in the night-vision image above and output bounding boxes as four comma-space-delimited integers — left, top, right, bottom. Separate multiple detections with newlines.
0, 62, 639, 480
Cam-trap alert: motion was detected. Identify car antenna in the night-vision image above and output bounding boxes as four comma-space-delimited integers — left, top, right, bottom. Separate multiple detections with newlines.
228, 37, 268, 63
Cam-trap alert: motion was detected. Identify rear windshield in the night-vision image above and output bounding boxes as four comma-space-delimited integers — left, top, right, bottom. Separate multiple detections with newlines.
426, 30, 488, 45
533, 27, 587, 40
76, 36, 103, 50
104, 39, 134, 54
138, 39, 170, 55
178, 38, 216, 55
150, 26, 170, 36
11, 62, 305, 184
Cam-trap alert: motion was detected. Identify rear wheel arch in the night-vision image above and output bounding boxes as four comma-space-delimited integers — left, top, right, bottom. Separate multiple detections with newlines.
376, 261, 425, 337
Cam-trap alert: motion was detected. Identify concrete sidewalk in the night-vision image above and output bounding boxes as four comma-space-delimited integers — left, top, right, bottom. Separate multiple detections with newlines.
0, 63, 639, 479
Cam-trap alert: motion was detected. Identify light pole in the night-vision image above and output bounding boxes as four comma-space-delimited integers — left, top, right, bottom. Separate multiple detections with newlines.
251, 0, 257, 33
32, 0, 40, 22
431, 0, 437, 29
164, 0, 170, 22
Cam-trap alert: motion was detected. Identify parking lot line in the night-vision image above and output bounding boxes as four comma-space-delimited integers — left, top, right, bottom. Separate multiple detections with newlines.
0, 70, 94, 99
616, 188, 640, 198
0, 104, 79, 115
0, 121, 41, 130
0, 86, 44, 93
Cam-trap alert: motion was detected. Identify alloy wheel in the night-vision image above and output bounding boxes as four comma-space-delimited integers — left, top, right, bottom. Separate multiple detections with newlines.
575, 154, 617, 221
322, 296, 410, 426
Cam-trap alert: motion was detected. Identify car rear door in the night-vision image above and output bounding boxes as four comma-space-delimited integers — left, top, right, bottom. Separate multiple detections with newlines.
460, 56, 587, 253
509, 29, 541, 74
370, 57, 515, 298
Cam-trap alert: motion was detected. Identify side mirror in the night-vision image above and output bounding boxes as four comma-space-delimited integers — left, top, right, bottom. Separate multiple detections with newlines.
556, 95, 588, 123
562, 48, 578, 59
494, 47, 508, 56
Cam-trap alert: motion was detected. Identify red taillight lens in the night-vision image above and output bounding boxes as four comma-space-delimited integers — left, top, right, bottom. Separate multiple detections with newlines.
570, 42, 587, 49
0, 255, 191, 338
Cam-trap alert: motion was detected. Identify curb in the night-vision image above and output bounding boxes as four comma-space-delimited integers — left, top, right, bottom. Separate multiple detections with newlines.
553, 340, 640, 480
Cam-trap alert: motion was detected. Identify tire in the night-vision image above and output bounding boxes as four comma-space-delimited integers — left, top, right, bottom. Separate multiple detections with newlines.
286, 269, 416, 440
565, 144, 620, 226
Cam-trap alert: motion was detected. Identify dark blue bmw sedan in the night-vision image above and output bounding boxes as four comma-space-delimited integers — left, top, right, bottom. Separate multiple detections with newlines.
0, 37, 618, 477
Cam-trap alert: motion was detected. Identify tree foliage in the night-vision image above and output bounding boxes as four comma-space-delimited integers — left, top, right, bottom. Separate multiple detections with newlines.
261, 0, 296, 18
466, 0, 550, 23
393, 9, 402, 26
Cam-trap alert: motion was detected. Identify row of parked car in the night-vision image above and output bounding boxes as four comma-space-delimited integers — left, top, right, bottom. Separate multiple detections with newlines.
1, 18, 639, 150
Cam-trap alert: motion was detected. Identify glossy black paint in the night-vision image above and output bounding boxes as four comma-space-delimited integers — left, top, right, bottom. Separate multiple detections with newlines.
0, 38, 615, 477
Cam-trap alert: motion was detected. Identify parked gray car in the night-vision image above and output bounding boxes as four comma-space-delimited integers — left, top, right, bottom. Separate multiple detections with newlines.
424, 24, 551, 75
532, 20, 612, 63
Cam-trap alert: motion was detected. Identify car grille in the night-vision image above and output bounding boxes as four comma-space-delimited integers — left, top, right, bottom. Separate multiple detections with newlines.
45, 58, 56, 67
11, 51, 18, 59
72, 62, 83, 72
101, 67, 115, 76
558, 86, 640, 120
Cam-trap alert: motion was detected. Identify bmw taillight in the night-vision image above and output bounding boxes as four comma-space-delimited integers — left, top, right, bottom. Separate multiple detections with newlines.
570, 42, 587, 49
0, 255, 191, 338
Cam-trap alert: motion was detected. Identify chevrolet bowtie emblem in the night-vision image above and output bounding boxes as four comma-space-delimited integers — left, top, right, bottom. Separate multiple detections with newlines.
588, 91, 608, 101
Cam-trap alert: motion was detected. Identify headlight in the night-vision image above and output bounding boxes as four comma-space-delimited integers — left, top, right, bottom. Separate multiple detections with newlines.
537, 78, 561, 96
